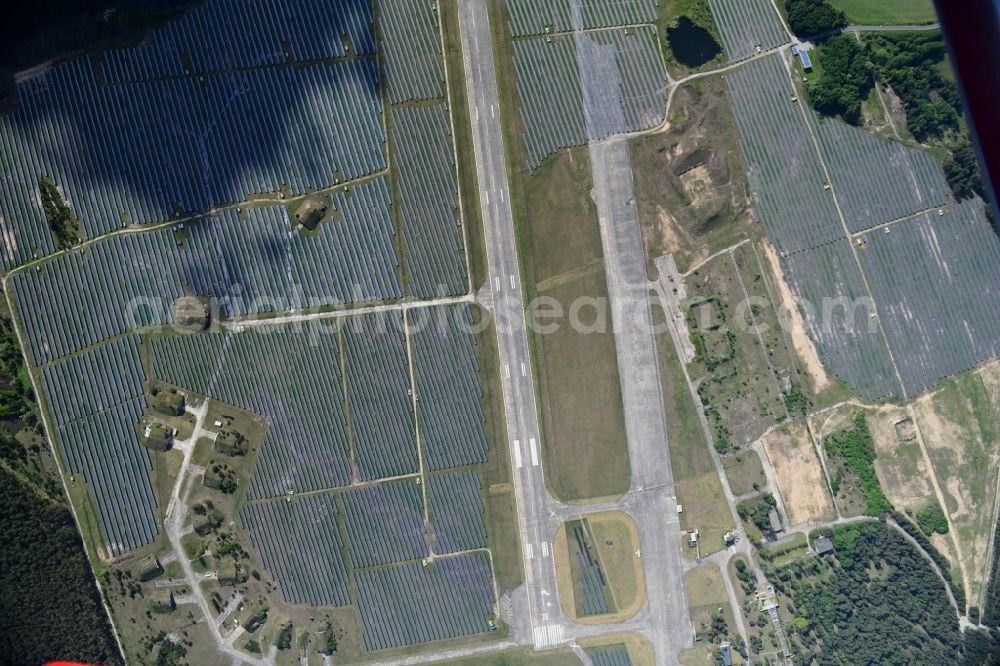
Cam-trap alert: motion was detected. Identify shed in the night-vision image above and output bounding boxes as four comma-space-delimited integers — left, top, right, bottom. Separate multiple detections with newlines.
154, 390, 185, 417
172, 295, 210, 331
768, 508, 783, 533
140, 421, 174, 451
295, 194, 328, 231
798, 49, 813, 71
721, 642, 733, 666
136, 555, 164, 582
815, 535, 835, 555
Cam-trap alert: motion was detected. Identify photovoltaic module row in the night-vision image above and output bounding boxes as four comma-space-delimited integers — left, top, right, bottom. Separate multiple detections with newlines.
409, 304, 489, 471
511, 27, 667, 170
0, 57, 385, 268
10, 184, 400, 365
100, 0, 376, 84
354, 552, 496, 650
377, 0, 446, 103
505, 0, 659, 37
389, 103, 469, 297
237, 494, 351, 607
342, 312, 418, 481
706, 0, 789, 61
150, 325, 354, 498
40, 335, 158, 557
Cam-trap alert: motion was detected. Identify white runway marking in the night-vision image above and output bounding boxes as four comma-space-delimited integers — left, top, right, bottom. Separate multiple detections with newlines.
533, 625, 564, 648
513, 439, 522, 468
509, 275, 516, 289
494, 276, 500, 290
504, 364, 510, 379
525, 542, 534, 559
541, 541, 549, 557
529, 437, 539, 466
520, 362, 526, 377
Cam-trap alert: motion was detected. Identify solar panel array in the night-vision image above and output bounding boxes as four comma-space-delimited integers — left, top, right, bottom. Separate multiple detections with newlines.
505, 0, 659, 37
782, 240, 899, 399
9, 228, 184, 365
512, 26, 667, 170
40, 335, 158, 557
807, 109, 950, 233
237, 494, 350, 606
725, 53, 1000, 399
570, 521, 611, 616
390, 104, 468, 297
340, 479, 428, 568
377, 0, 446, 103
410, 305, 489, 470
0, 58, 385, 264
427, 471, 488, 554
342, 313, 418, 481
149, 325, 353, 498
100, 0, 376, 83
353, 552, 496, 651
706, 0, 789, 61
858, 202, 1000, 397
725, 55, 843, 255
9, 188, 400, 366
587, 644, 633, 666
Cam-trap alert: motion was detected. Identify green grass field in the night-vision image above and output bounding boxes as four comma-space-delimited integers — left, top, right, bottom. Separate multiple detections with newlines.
828, 0, 937, 25
723, 452, 767, 496
521, 148, 631, 502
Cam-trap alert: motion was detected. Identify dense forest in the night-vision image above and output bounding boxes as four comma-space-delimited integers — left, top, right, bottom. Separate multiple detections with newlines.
808, 31, 986, 201
0, 302, 122, 666
770, 521, 967, 663
0, 468, 123, 666
807, 34, 872, 125
784, 0, 847, 37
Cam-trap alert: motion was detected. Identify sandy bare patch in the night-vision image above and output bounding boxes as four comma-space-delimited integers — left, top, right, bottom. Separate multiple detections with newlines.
913, 376, 1000, 608
808, 402, 860, 443
867, 405, 936, 515
0, 215, 15, 264
762, 421, 835, 525
678, 164, 713, 209
760, 241, 830, 393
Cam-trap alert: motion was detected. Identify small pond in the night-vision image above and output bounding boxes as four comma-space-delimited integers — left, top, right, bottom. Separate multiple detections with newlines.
667, 17, 722, 68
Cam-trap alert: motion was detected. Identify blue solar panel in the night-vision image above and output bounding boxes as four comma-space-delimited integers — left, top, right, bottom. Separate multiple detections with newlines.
799, 50, 813, 69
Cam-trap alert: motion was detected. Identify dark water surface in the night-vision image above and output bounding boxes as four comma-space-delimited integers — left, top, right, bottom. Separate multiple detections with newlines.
667, 16, 722, 68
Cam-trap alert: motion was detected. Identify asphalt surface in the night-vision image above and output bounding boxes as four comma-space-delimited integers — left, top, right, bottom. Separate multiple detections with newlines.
457, 0, 567, 648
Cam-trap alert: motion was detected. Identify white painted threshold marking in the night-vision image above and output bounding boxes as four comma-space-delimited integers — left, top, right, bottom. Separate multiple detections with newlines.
525, 542, 534, 559
510, 275, 516, 289
520, 362, 526, 377
529, 437, 539, 466
513, 439, 522, 468
504, 364, 510, 379
541, 541, 549, 557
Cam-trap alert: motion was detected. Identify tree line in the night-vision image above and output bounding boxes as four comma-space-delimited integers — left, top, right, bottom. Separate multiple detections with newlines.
806, 30, 985, 201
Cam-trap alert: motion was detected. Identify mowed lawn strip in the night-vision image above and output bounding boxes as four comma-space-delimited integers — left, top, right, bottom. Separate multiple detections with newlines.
828, 0, 937, 25
522, 147, 630, 502
652, 298, 734, 554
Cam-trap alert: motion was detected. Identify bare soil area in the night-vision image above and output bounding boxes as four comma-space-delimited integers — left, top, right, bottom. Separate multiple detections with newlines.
762, 421, 835, 525
631, 77, 754, 273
